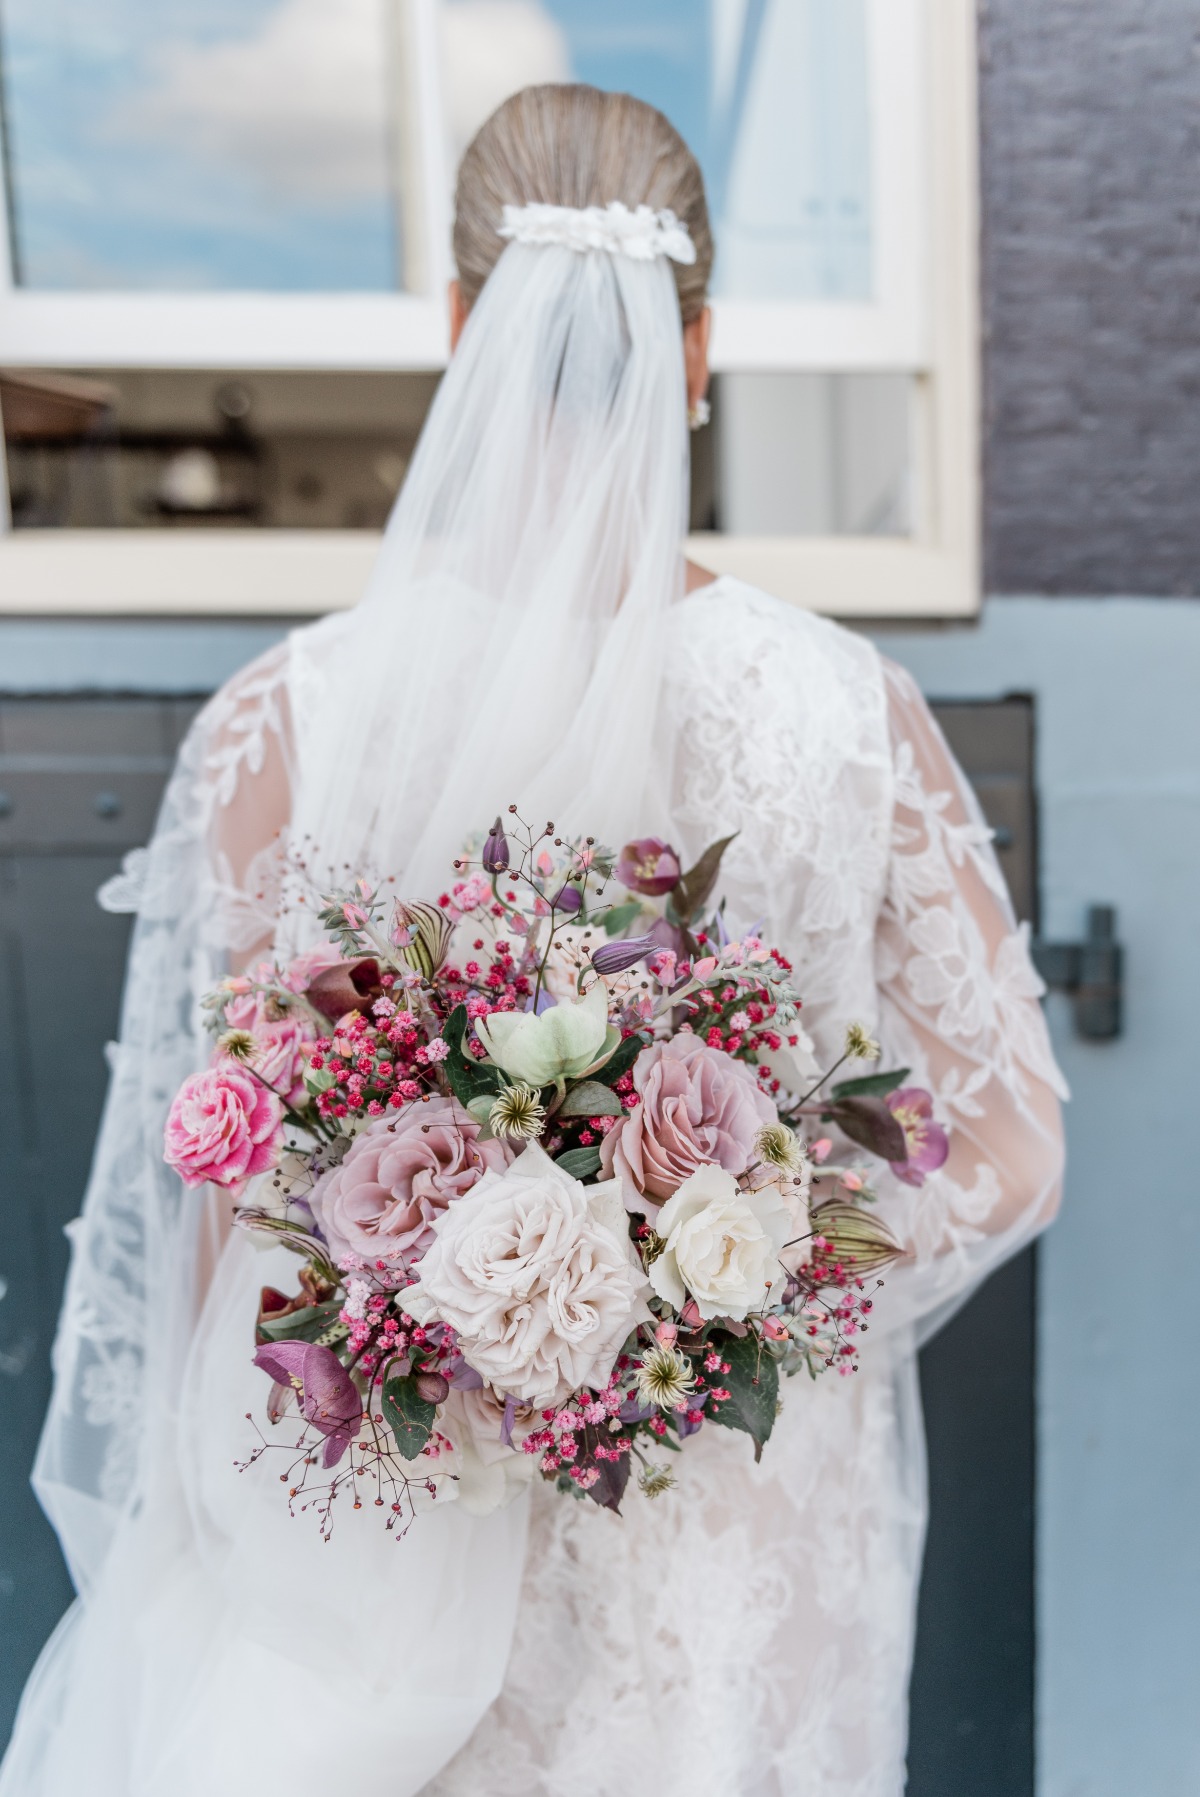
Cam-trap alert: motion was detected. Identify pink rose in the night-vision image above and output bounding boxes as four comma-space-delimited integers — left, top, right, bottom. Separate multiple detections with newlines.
220, 990, 317, 1108
164, 1065, 283, 1191
309, 1095, 513, 1272
601, 1033, 777, 1215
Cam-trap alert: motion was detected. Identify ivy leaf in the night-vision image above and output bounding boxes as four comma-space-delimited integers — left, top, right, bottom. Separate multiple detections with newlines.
557, 1080, 623, 1119
811, 1200, 908, 1275
441, 1003, 504, 1105
556, 1145, 602, 1178
826, 1095, 908, 1163
602, 899, 644, 937
673, 833, 738, 925
830, 1066, 911, 1101
705, 1333, 778, 1463
382, 1373, 437, 1461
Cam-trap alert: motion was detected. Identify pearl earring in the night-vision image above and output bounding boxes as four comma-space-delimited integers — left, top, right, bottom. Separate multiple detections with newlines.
687, 397, 711, 432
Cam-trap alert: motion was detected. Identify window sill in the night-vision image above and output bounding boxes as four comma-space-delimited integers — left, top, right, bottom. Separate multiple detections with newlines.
0, 528, 978, 622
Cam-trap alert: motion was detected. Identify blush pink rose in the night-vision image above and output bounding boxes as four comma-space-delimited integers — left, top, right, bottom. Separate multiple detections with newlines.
309, 1095, 513, 1273
221, 991, 317, 1108
164, 1065, 283, 1191
601, 1032, 777, 1215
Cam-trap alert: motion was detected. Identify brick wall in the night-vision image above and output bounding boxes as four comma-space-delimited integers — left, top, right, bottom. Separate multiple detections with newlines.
981, 0, 1200, 593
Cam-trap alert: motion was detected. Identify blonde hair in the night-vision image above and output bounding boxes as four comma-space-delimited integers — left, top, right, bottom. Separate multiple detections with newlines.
453, 84, 713, 322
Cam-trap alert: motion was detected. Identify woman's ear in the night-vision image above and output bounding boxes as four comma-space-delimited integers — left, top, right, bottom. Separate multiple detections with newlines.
683, 306, 712, 413
448, 279, 470, 352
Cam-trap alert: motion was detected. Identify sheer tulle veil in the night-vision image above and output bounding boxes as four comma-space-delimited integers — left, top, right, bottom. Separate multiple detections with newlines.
3, 199, 703, 1796
285, 206, 693, 918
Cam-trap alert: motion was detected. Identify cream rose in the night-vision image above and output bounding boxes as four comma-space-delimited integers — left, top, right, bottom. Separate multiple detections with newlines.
405, 1141, 649, 1406
648, 1163, 792, 1322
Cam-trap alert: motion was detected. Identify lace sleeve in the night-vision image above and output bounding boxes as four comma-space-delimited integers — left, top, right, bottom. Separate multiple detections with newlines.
206, 646, 294, 971
869, 661, 1067, 1343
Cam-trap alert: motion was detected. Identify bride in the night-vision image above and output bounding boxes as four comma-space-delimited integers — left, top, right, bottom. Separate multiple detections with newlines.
2, 84, 1065, 1797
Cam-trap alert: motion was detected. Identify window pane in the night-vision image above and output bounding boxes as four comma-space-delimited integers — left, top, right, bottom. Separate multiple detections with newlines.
0, 0, 403, 290
1, 367, 912, 537
440, 0, 873, 301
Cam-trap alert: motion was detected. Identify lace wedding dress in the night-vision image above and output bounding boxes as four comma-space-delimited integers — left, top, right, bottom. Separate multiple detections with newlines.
1, 205, 1065, 1797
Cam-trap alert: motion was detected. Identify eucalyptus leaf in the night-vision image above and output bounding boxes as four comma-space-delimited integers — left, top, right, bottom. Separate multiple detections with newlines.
256, 1299, 344, 1345
557, 1080, 623, 1119
827, 1095, 908, 1163
381, 1374, 437, 1461
705, 1332, 778, 1462
830, 1066, 911, 1102
556, 1145, 603, 1178
602, 899, 644, 937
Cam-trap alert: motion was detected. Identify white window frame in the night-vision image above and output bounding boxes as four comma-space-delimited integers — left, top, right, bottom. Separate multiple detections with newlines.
0, 0, 978, 621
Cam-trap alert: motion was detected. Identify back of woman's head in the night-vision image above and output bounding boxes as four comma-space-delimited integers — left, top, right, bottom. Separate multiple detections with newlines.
453, 84, 713, 321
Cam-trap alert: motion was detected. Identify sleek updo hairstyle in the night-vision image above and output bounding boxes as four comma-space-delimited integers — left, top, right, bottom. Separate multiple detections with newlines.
453, 83, 713, 322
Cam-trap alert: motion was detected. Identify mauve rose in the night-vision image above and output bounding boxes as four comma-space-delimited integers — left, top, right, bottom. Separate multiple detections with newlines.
601, 1033, 777, 1215
164, 1064, 282, 1192
309, 1095, 512, 1272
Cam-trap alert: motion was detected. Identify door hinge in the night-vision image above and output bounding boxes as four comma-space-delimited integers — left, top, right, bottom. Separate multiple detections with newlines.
1032, 904, 1123, 1041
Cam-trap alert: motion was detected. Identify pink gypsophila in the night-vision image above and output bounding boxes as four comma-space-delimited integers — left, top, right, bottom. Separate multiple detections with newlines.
164, 1064, 282, 1191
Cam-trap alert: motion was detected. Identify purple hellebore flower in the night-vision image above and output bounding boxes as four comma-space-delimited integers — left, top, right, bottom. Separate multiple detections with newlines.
482, 817, 510, 875
591, 932, 659, 978
615, 836, 682, 897
886, 1087, 950, 1187
253, 1339, 363, 1468
551, 881, 584, 914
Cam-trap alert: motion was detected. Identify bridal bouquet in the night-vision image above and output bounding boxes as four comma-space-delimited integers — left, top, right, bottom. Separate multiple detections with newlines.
164, 813, 943, 1531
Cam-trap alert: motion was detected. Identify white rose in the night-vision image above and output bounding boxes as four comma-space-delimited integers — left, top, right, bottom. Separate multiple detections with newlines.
649, 1164, 791, 1322
475, 983, 612, 1089
405, 1141, 650, 1407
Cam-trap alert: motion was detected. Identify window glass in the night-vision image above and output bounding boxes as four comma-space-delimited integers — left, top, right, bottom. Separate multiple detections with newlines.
0, 0, 402, 289
2, 367, 912, 537
440, 0, 874, 301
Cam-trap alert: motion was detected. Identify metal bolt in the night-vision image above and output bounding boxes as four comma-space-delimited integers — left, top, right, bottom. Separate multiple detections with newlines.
93, 791, 123, 819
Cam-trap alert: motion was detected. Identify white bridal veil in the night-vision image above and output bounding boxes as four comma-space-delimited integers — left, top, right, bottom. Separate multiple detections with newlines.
5, 173, 1069, 1795
4, 203, 703, 1796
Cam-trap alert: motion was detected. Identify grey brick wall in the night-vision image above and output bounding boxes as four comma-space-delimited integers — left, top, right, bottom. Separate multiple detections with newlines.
981, 0, 1200, 594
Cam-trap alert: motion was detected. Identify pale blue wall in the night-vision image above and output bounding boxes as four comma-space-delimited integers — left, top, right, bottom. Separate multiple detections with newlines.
875, 598, 1200, 1797
3, 594, 1198, 1795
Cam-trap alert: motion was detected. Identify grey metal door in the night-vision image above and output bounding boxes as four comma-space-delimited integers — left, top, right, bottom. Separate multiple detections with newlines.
0, 695, 202, 1746
0, 691, 1041, 1788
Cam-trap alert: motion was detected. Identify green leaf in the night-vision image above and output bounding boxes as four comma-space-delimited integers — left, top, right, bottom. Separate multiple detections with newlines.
303, 1066, 337, 1095
826, 1095, 908, 1162
589, 1032, 647, 1088
381, 1374, 437, 1461
810, 1200, 907, 1275
256, 1299, 345, 1345
555, 1145, 602, 1178
830, 1066, 911, 1101
705, 1333, 778, 1462
557, 1079, 623, 1119
602, 899, 644, 937
674, 832, 738, 925
441, 1003, 504, 1106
